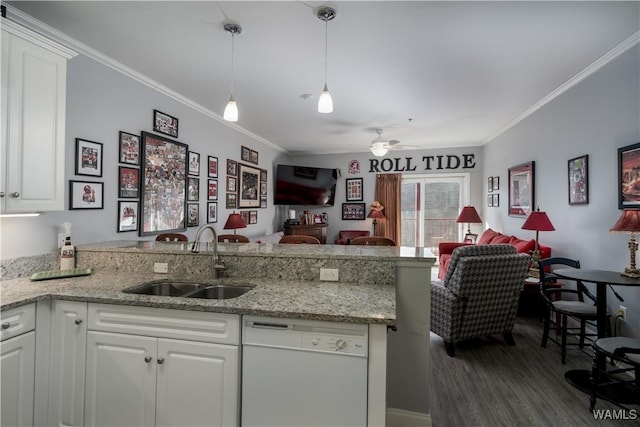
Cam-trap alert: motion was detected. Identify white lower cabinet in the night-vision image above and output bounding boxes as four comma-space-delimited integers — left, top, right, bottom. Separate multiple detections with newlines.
85, 304, 240, 427
1, 331, 36, 427
1, 303, 36, 427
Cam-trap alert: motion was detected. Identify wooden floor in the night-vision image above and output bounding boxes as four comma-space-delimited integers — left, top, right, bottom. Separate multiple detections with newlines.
430, 316, 635, 427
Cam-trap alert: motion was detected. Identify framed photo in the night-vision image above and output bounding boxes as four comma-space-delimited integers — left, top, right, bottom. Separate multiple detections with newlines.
117, 201, 138, 232
568, 154, 589, 205
345, 178, 363, 201
208, 179, 218, 200
249, 210, 258, 224
250, 149, 259, 165
508, 161, 535, 217
342, 202, 366, 220
618, 142, 640, 209
153, 109, 178, 138
187, 177, 199, 201
260, 181, 267, 196
260, 196, 267, 208
227, 159, 238, 177
493, 193, 499, 207
238, 163, 260, 208
187, 203, 199, 227
75, 138, 103, 177
488, 177, 493, 193
488, 194, 493, 207
69, 180, 104, 210
493, 176, 500, 191
241, 146, 251, 162
463, 233, 478, 244
208, 156, 218, 178
119, 132, 140, 165
241, 211, 250, 225
140, 131, 187, 235
118, 166, 139, 199
188, 151, 200, 176
226, 193, 237, 209
227, 176, 237, 193
260, 169, 267, 182
207, 202, 217, 223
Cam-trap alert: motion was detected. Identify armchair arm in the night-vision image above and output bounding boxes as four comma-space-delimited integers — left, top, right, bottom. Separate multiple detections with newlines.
430, 281, 465, 341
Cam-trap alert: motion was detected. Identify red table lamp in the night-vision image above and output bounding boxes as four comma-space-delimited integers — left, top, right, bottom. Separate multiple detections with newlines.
223, 212, 247, 234
367, 201, 385, 236
610, 209, 640, 278
522, 207, 555, 277
456, 206, 482, 235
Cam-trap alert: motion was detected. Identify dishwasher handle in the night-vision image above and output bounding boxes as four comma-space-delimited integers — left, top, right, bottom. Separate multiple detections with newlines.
249, 321, 292, 330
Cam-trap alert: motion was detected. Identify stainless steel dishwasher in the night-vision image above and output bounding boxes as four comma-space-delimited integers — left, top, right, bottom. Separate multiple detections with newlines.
241, 315, 369, 427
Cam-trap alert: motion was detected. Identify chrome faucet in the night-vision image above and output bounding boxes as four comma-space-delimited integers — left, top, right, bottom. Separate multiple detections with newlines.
191, 224, 227, 279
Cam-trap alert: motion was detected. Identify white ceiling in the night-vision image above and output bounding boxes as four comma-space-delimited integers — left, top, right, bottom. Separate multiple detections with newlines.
6, 1, 640, 155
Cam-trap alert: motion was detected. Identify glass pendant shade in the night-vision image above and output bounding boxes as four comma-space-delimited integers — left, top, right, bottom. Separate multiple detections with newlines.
223, 97, 238, 122
318, 84, 333, 113
371, 142, 388, 157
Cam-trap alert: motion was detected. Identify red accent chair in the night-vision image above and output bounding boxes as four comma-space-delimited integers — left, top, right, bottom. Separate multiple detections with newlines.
335, 230, 370, 245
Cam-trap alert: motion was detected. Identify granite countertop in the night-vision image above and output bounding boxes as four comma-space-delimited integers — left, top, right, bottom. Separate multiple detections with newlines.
0, 269, 395, 325
77, 240, 436, 262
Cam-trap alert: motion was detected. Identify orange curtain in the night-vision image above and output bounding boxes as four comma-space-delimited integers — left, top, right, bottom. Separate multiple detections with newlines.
375, 173, 401, 245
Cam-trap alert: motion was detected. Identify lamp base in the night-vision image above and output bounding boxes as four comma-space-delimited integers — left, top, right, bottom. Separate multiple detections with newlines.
621, 267, 640, 278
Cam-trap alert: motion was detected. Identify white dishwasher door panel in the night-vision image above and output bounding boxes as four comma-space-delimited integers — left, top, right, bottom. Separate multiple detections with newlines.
241, 345, 367, 427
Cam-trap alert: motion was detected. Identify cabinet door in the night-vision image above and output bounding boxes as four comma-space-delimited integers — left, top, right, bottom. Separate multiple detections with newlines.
48, 301, 87, 427
2, 29, 67, 212
84, 331, 157, 427
156, 338, 239, 427
1, 331, 36, 427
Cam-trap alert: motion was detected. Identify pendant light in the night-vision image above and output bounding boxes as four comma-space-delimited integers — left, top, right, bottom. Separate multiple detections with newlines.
223, 22, 242, 122
317, 6, 336, 114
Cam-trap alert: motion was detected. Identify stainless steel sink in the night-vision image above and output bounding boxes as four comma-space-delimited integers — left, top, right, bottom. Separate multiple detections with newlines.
122, 280, 254, 299
185, 285, 254, 299
122, 280, 209, 296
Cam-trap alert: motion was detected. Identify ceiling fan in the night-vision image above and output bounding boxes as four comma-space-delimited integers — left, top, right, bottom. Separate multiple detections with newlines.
369, 129, 410, 157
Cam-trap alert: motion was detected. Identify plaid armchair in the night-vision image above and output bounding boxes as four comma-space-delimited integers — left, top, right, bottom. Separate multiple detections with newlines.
431, 244, 530, 357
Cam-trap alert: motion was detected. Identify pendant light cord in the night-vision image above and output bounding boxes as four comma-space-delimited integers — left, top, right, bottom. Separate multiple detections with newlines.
323, 19, 328, 86
230, 31, 235, 97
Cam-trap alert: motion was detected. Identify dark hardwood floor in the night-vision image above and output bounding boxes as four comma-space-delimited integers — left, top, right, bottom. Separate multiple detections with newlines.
430, 316, 637, 426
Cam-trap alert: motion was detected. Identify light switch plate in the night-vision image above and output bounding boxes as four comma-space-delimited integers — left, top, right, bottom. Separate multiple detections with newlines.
154, 262, 169, 274
320, 268, 339, 281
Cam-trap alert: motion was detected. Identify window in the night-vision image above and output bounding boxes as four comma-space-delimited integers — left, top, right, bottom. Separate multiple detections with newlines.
401, 174, 470, 253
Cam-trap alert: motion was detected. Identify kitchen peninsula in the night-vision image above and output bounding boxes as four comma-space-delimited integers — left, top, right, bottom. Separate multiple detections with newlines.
0, 241, 436, 426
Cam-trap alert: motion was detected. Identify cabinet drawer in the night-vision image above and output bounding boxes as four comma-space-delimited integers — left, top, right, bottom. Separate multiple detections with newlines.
0, 303, 36, 342
88, 304, 240, 345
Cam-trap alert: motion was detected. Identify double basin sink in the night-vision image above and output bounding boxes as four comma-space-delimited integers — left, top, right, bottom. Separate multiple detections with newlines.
122, 280, 254, 300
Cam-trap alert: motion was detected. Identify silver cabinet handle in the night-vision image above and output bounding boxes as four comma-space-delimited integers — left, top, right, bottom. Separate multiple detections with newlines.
144, 356, 152, 363
10, 192, 19, 198
74, 319, 83, 325
157, 357, 165, 365
1, 322, 10, 329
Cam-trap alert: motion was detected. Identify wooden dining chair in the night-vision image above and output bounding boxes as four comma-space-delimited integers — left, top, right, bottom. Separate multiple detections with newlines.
279, 235, 321, 244
218, 234, 250, 243
349, 236, 396, 246
156, 233, 188, 242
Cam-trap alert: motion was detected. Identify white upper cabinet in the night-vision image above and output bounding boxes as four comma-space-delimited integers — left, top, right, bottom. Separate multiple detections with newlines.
1, 19, 76, 213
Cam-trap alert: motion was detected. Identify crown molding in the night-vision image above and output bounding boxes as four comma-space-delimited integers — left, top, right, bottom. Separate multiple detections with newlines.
3, 4, 285, 153
484, 30, 640, 144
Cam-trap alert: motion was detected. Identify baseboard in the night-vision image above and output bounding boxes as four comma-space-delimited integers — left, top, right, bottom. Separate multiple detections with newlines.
386, 407, 432, 427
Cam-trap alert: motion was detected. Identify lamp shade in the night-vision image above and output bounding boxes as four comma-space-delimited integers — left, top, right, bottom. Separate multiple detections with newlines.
223, 97, 238, 122
456, 206, 482, 224
367, 201, 385, 219
610, 209, 640, 234
223, 212, 246, 230
522, 210, 555, 231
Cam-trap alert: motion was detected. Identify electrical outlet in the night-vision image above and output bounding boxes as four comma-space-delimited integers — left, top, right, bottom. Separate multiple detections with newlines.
154, 262, 169, 274
58, 233, 66, 249
617, 305, 627, 321
320, 268, 339, 282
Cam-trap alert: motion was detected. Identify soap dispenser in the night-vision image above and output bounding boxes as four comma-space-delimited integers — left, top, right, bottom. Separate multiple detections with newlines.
60, 222, 75, 270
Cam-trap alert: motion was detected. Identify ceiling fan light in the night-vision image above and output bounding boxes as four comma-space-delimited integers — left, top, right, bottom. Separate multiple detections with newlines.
371, 142, 388, 157
223, 97, 238, 122
318, 85, 333, 113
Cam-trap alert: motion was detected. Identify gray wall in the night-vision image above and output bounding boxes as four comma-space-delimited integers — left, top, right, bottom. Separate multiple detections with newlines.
483, 44, 640, 337
0, 54, 286, 259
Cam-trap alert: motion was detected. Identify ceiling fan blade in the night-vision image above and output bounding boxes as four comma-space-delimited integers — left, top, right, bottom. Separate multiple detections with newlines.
388, 140, 401, 146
